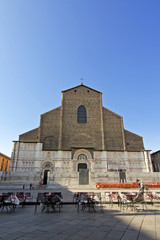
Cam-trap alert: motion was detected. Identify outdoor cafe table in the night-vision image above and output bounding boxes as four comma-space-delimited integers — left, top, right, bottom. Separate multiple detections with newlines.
35, 192, 62, 213
77, 194, 100, 213
0, 193, 19, 213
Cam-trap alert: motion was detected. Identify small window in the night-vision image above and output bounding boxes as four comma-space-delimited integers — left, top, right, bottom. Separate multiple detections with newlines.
78, 154, 87, 160
77, 105, 87, 123
45, 164, 51, 168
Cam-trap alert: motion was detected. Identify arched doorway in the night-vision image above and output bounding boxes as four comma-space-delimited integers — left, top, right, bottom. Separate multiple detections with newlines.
78, 162, 89, 185
73, 150, 92, 186
42, 163, 52, 185
43, 170, 50, 185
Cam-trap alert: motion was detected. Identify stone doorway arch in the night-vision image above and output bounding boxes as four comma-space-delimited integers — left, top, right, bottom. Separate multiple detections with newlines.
42, 162, 53, 185
73, 149, 92, 186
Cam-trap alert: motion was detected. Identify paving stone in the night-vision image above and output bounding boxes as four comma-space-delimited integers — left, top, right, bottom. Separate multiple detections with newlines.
121, 229, 139, 240
0, 204, 159, 240
104, 229, 125, 239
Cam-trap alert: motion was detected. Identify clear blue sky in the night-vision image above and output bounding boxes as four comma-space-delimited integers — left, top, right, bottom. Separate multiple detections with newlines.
0, 0, 160, 157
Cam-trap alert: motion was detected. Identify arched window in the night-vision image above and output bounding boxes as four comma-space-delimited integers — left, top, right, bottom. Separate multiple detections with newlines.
77, 154, 87, 160
45, 164, 51, 168
43, 136, 58, 150
77, 105, 87, 123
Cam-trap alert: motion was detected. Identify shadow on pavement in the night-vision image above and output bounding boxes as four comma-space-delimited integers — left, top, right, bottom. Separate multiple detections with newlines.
0, 185, 159, 240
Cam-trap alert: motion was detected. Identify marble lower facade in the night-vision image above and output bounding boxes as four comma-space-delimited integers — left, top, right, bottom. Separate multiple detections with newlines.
1, 142, 159, 189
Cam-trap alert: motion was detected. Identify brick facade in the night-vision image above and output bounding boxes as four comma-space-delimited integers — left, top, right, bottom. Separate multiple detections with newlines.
8, 84, 153, 188
19, 84, 144, 152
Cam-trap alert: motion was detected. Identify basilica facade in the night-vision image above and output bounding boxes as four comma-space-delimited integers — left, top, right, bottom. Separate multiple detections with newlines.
9, 84, 154, 188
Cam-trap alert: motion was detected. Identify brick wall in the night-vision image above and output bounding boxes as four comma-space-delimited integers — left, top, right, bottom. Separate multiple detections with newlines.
61, 85, 104, 150
124, 130, 144, 151
18, 84, 145, 152
103, 107, 125, 150
40, 107, 61, 150
19, 128, 39, 142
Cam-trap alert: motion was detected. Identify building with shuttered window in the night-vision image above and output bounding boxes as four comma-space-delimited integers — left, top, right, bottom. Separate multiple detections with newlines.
0, 152, 10, 172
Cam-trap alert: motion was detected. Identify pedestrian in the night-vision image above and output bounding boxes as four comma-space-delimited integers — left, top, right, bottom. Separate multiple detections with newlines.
135, 179, 149, 202
30, 183, 32, 190
97, 184, 100, 190
136, 179, 148, 193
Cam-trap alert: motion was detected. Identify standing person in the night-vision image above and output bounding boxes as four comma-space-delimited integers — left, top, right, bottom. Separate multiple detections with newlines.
134, 179, 148, 202
40, 178, 43, 185
96, 184, 100, 190
30, 183, 32, 190
136, 179, 148, 193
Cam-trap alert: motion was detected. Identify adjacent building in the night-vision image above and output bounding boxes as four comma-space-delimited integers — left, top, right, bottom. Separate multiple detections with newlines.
0, 152, 10, 172
151, 151, 160, 172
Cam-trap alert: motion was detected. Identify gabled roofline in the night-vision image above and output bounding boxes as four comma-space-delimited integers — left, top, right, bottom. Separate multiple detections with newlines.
61, 83, 102, 94
0, 152, 11, 160
41, 106, 61, 116
103, 106, 123, 118
19, 127, 39, 137
151, 150, 160, 155
124, 129, 143, 138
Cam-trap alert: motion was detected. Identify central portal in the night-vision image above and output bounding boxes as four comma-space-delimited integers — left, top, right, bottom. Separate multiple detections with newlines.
78, 163, 89, 185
